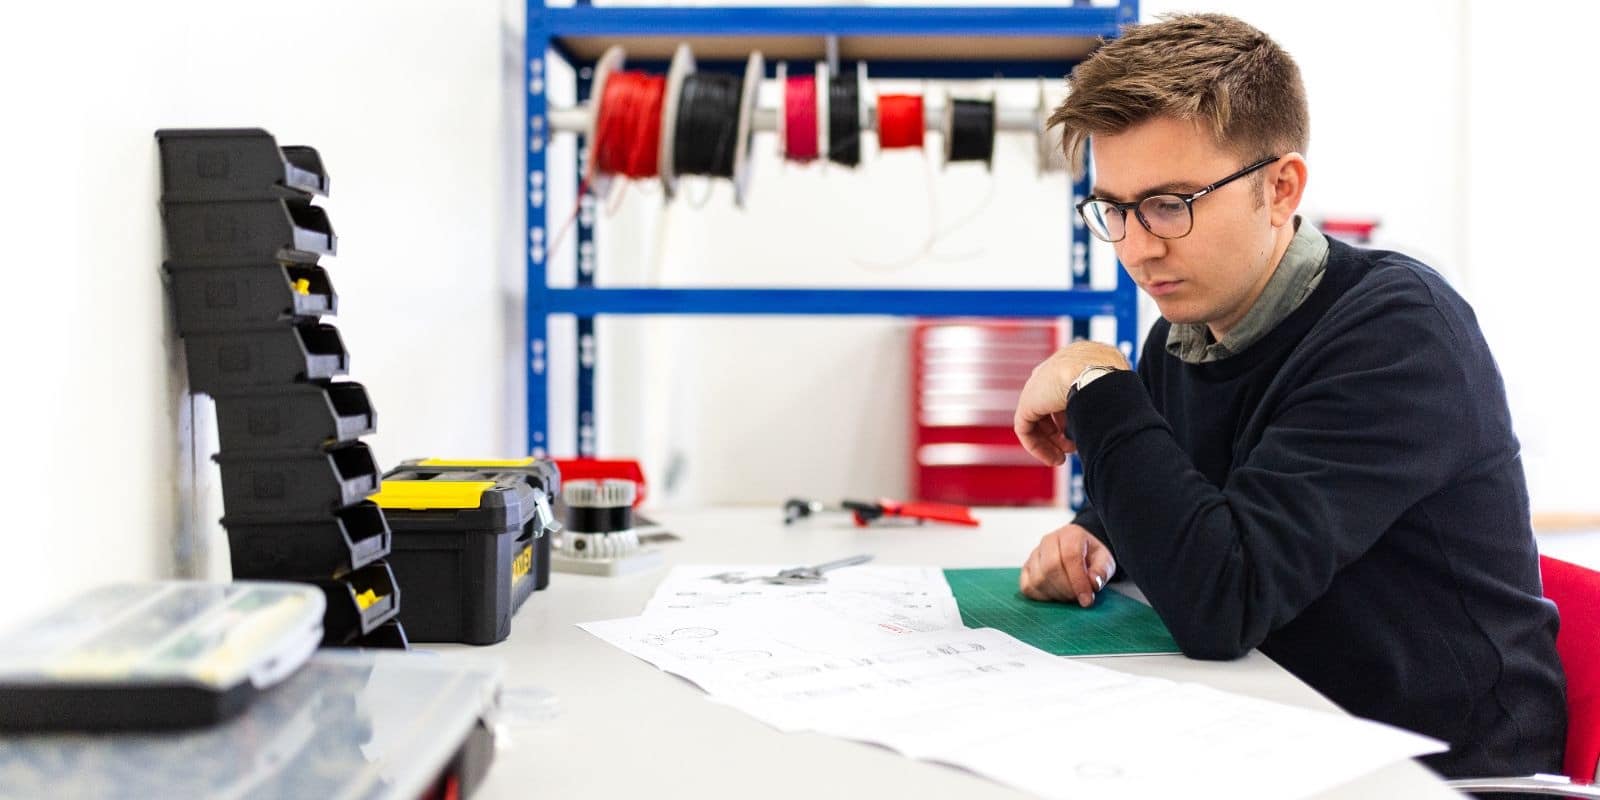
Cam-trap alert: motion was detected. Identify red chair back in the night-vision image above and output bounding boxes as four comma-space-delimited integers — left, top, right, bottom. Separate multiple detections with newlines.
1541, 554, 1600, 782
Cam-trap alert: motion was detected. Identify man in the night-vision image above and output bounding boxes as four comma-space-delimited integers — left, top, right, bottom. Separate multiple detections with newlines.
1013, 13, 1565, 779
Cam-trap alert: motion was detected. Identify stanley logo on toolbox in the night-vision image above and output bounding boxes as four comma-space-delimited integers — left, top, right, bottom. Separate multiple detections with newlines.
512, 545, 533, 584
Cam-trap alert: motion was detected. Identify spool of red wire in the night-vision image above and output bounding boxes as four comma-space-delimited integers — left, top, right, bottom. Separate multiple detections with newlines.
877, 94, 925, 150
784, 73, 819, 162
594, 70, 666, 179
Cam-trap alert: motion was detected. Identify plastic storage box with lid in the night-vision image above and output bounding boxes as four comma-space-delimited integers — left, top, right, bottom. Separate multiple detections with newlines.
0, 649, 502, 799
0, 581, 324, 731
390, 457, 561, 591
371, 472, 552, 645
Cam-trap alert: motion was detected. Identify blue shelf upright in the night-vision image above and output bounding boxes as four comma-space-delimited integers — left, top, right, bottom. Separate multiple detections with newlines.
575, 68, 598, 457
525, 16, 550, 457
525, 1, 1142, 468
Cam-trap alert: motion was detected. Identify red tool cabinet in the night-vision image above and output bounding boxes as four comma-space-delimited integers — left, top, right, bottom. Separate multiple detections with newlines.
912, 320, 1062, 506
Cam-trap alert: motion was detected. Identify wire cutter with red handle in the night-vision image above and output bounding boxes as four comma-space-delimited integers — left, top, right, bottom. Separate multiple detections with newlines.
783, 497, 979, 528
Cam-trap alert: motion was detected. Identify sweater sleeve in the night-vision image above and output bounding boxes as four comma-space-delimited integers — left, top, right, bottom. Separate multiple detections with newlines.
1071, 504, 1106, 540
1070, 503, 1130, 583
1066, 292, 1479, 659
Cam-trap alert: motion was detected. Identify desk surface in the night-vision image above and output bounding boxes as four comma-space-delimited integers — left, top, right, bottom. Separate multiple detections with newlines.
453, 507, 1460, 799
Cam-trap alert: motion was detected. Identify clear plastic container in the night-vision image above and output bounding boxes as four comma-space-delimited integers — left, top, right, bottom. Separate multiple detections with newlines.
0, 649, 502, 798
0, 582, 325, 730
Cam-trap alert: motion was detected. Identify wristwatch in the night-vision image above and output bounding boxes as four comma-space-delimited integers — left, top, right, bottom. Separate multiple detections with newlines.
1066, 365, 1120, 405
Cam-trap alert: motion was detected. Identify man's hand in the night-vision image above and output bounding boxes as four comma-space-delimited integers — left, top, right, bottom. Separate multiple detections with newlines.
1020, 523, 1117, 608
1013, 341, 1130, 466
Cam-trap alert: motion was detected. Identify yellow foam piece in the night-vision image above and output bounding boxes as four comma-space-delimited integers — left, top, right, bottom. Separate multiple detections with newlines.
355, 589, 379, 610
293, 278, 311, 295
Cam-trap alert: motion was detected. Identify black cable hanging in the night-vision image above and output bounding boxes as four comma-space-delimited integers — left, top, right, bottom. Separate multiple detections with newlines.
673, 72, 744, 178
828, 70, 861, 167
947, 98, 996, 165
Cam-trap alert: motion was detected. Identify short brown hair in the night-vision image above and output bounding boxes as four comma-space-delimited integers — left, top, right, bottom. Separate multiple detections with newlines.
1048, 13, 1309, 177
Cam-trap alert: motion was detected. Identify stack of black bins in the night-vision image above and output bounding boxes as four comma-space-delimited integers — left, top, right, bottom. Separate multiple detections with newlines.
156, 128, 406, 649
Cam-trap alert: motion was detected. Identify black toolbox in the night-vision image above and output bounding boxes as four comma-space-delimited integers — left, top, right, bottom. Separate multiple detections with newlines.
224, 500, 391, 581
166, 261, 336, 334
390, 458, 561, 591
213, 381, 375, 454
370, 472, 547, 645
183, 321, 349, 393
215, 441, 379, 517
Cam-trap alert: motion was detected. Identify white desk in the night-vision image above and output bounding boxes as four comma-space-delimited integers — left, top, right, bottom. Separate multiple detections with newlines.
456, 507, 1460, 799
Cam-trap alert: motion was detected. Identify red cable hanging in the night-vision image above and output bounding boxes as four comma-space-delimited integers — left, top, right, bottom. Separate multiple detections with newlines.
594, 70, 666, 178
784, 73, 819, 162
877, 94, 925, 150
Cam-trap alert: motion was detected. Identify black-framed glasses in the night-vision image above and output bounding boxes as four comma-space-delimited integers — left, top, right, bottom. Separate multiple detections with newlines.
1076, 155, 1281, 243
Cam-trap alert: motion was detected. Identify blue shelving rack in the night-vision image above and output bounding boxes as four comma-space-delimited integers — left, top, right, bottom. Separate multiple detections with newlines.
525, 1, 1142, 479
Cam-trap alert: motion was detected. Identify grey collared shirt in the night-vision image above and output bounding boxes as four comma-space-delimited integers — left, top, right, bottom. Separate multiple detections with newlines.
1166, 218, 1330, 364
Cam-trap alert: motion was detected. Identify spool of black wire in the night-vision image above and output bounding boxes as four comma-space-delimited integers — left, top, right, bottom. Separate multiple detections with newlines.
828, 70, 861, 167
945, 97, 996, 166
673, 71, 744, 178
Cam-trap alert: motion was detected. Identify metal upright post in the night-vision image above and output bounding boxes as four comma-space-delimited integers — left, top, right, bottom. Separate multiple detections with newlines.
1113, 258, 1139, 366
1116, 0, 1143, 367
1069, 144, 1094, 340
526, 0, 551, 456
576, 67, 598, 458
1067, 138, 1093, 510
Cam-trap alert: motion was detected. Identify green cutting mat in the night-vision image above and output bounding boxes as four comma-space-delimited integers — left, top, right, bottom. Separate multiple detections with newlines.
943, 568, 1180, 657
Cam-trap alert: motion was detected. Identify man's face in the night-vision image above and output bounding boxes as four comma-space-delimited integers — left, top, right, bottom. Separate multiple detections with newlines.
1090, 117, 1285, 337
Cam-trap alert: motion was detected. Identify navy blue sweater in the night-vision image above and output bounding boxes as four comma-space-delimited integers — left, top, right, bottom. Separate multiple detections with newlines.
1068, 237, 1564, 778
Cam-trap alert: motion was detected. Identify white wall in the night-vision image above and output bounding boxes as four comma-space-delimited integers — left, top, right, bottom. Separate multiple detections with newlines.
0, 0, 522, 629
1464, 2, 1600, 513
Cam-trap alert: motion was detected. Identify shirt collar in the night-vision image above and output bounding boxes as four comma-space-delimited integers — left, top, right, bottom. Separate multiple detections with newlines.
1165, 217, 1330, 364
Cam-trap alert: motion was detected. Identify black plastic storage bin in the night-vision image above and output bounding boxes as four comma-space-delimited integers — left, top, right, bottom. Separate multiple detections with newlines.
353, 620, 410, 650
161, 198, 336, 265
390, 458, 561, 592
213, 381, 375, 454
223, 500, 391, 580
166, 262, 336, 334
371, 473, 543, 645
215, 441, 379, 517
156, 128, 330, 201
315, 560, 401, 646
183, 321, 348, 393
